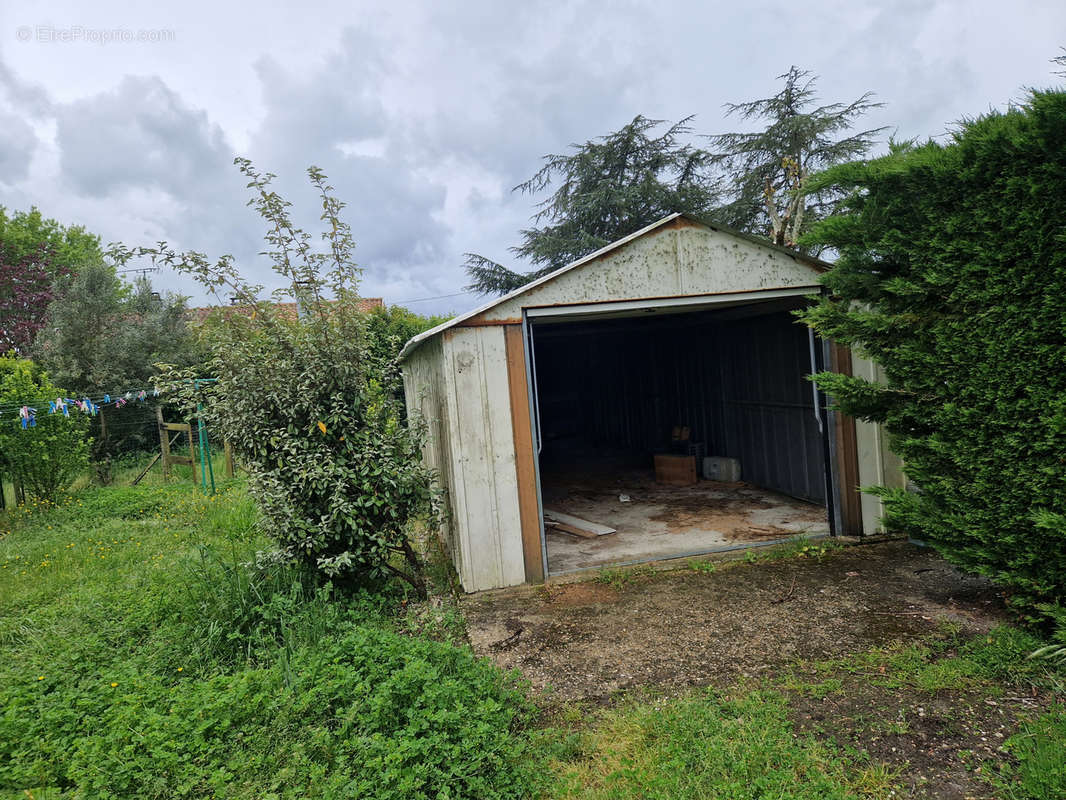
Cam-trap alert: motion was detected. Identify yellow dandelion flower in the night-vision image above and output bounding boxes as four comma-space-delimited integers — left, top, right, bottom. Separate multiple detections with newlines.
110, 682, 118, 687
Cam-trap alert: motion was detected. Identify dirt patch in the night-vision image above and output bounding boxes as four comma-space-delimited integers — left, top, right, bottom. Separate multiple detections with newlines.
464, 541, 1047, 799
787, 676, 1045, 800
646, 486, 781, 537
464, 541, 1006, 705
539, 582, 622, 607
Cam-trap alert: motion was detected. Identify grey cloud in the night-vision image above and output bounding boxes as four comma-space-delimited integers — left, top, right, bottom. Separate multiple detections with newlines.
246, 28, 455, 296
0, 108, 36, 184
55, 75, 232, 198
0, 59, 52, 118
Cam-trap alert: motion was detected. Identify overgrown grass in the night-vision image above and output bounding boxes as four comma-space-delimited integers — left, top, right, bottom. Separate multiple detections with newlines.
535, 624, 1066, 800
4, 477, 1065, 799
0, 481, 538, 799
995, 704, 1066, 799
543, 688, 896, 800
782, 623, 1063, 696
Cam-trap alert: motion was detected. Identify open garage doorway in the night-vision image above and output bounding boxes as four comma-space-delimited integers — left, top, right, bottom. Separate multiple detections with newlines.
528, 297, 833, 576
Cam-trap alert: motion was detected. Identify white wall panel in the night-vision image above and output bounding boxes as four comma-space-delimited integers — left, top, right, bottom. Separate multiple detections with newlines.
440, 327, 525, 591
852, 353, 907, 533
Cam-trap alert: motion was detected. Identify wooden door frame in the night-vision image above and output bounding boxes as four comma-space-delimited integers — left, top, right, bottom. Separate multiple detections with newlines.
827, 342, 864, 536
504, 323, 545, 583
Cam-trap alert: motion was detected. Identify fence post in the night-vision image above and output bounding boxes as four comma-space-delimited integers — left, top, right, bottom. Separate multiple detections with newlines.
156, 406, 171, 482
187, 425, 198, 486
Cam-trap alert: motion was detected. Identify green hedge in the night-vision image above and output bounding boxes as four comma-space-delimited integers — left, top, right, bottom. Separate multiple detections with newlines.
801, 88, 1066, 623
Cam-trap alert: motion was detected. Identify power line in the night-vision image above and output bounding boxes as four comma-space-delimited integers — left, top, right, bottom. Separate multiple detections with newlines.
390, 290, 477, 305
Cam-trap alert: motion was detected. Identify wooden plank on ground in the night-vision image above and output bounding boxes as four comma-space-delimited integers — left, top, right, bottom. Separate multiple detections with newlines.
543, 509, 616, 539
131, 453, 161, 486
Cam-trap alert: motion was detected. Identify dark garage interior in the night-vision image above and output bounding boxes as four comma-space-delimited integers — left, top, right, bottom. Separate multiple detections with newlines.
529, 299, 831, 574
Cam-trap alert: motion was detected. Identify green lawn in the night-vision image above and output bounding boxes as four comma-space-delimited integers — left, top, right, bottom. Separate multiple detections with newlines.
1, 473, 1063, 799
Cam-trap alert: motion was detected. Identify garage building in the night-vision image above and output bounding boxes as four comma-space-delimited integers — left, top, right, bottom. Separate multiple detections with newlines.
400, 214, 903, 592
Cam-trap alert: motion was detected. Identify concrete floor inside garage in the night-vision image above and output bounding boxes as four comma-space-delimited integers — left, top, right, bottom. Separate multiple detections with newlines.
541, 465, 828, 575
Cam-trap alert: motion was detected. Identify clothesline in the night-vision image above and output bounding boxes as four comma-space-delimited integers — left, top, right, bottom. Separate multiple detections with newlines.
0, 387, 160, 411
2, 388, 162, 429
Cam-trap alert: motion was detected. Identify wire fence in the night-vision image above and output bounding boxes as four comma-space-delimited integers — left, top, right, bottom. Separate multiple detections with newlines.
0, 401, 237, 507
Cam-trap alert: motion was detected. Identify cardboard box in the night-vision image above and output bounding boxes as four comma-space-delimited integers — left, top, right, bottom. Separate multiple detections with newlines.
654, 454, 698, 486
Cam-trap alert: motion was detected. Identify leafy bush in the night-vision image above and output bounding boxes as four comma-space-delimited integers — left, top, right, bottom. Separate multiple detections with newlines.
0, 355, 89, 501
126, 160, 438, 595
365, 304, 450, 410
364, 304, 450, 377
801, 88, 1066, 625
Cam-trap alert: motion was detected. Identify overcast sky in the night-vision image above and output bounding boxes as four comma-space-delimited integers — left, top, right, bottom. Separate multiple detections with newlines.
1, 1, 1063, 315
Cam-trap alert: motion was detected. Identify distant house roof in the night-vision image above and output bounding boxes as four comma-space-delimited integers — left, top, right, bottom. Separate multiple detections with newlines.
187, 297, 383, 324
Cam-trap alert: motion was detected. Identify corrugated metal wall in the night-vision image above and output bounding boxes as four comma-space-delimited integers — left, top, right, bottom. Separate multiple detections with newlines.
533, 304, 826, 503
717, 313, 825, 503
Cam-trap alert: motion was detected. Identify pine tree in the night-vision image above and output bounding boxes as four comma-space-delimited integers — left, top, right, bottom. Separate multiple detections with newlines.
707, 67, 886, 252
464, 116, 719, 295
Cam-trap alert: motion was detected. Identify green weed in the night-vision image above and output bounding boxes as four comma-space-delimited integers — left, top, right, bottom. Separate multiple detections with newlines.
546, 687, 896, 799
594, 565, 653, 589
0, 480, 540, 799
992, 704, 1066, 800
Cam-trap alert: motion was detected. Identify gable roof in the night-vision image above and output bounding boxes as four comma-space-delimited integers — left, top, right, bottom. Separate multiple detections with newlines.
399, 213, 831, 361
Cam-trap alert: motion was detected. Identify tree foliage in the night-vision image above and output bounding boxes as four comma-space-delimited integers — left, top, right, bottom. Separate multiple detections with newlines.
464, 115, 720, 295
0, 206, 103, 274
0, 355, 90, 501
32, 266, 201, 461
364, 304, 450, 378
800, 89, 1066, 624
123, 159, 437, 595
0, 243, 62, 353
707, 66, 886, 251
34, 266, 198, 396
0, 207, 103, 353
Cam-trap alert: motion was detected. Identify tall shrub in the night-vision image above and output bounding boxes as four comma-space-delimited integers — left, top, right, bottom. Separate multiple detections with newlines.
801, 89, 1066, 622
0, 356, 90, 501
130, 160, 437, 595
